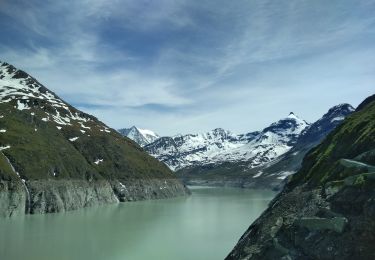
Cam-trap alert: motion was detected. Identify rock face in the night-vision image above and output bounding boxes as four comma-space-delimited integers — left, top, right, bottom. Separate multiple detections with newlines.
226, 95, 375, 259
177, 105, 353, 190
0, 61, 189, 217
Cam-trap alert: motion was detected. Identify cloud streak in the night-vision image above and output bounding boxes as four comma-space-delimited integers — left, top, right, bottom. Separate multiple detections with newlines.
0, 0, 374, 135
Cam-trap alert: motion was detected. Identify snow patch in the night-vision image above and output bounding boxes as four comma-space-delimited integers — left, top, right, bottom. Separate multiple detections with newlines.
94, 159, 103, 165
16, 100, 30, 110
331, 116, 345, 122
0, 145, 11, 150
69, 137, 79, 142
277, 171, 295, 180
79, 122, 90, 129
253, 171, 263, 178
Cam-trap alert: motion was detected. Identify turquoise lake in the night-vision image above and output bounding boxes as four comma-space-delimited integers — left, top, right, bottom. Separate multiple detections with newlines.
0, 187, 275, 260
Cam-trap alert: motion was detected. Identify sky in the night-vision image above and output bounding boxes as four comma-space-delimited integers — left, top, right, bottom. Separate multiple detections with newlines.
0, 0, 374, 136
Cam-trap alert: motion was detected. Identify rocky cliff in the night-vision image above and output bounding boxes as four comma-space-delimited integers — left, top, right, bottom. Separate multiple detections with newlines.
226, 94, 375, 259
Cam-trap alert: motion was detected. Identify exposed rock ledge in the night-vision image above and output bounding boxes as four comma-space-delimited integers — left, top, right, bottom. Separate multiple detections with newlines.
180, 177, 284, 191
226, 181, 375, 259
0, 178, 190, 217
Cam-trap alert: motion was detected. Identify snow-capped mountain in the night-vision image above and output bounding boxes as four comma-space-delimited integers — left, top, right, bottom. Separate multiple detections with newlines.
253, 103, 356, 181
118, 126, 160, 146
176, 103, 355, 190
144, 113, 309, 171
0, 62, 107, 132
293, 103, 355, 149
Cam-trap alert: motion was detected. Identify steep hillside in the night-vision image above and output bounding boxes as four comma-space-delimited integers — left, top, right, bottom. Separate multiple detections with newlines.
0, 61, 189, 217
226, 95, 375, 259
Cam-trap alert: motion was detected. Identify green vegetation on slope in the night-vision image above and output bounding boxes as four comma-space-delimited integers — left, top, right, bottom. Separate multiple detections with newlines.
0, 99, 175, 182
290, 97, 375, 187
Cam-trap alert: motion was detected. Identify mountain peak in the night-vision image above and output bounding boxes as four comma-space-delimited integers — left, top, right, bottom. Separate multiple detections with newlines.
261, 112, 309, 143
286, 112, 301, 120
295, 103, 355, 148
211, 127, 229, 135
118, 126, 160, 146
0, 60, 99, 128
328, 103, 354, 113
321, 103, 354, 123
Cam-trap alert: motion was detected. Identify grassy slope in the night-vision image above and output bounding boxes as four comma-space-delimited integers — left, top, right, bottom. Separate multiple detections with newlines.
0, 98, 174, 182
290, 97, 375, 187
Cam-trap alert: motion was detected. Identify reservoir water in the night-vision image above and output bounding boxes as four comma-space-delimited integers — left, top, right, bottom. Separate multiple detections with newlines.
0, 187, 275, 260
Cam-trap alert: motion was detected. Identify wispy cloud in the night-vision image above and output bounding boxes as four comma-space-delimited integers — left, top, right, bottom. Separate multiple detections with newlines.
0, 0, 374, 135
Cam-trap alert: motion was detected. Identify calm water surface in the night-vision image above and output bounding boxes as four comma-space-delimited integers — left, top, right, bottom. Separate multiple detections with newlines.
0, 187, 275, 260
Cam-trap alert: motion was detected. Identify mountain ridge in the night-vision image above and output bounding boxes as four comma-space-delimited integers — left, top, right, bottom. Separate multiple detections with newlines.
140, 112, 309, 171
177, 103, 354, 189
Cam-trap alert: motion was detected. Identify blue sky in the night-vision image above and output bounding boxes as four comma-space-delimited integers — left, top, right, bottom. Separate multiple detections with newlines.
0, 0, 374, 135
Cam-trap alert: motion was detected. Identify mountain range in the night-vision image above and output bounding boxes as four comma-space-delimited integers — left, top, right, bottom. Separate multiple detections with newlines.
120, 105, 354, 189
0, 61, 189, 217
